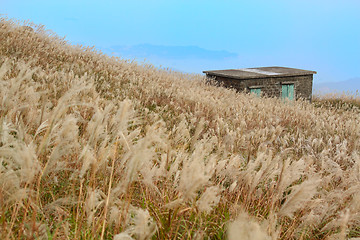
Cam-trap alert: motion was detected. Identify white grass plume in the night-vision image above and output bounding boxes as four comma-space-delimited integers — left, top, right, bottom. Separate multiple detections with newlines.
228, 212, 271, 240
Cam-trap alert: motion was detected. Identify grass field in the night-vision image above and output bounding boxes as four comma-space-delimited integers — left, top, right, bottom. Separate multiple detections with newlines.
1, 18, 360, 239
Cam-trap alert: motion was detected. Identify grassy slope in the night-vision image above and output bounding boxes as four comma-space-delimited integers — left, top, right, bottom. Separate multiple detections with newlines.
313, 93, 360, 114
1, 18, 360, 239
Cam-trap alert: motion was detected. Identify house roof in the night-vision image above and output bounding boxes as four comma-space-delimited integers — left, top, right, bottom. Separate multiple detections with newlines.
203, 66, 316, 80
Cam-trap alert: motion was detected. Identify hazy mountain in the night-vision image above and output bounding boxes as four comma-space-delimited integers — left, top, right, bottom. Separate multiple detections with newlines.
313, 78, 360, 95
105, 44, 238, 60
100, 44, 240, 73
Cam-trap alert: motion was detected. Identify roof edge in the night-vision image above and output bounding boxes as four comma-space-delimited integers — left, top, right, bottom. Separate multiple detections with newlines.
203, 67, 317, 80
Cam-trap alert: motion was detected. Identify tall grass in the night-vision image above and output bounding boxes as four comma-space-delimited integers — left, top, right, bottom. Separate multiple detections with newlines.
313, 91, 360, 113
1, 17, 360, 239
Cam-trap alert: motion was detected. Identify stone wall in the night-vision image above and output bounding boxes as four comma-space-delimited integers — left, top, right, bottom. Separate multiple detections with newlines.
207, 74, 313, 101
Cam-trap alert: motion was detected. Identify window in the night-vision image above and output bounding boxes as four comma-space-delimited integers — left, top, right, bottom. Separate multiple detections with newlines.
250, 88, 261, 97
282, 84, 294, 100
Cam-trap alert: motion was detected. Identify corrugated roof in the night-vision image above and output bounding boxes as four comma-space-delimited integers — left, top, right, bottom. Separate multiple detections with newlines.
203, 66, 316, 80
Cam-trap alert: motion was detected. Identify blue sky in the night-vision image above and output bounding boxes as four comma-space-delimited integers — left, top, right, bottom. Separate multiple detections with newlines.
1, 0, 360, 86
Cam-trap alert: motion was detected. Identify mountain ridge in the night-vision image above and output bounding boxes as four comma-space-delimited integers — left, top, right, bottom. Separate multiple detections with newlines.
313, 77, 360, 95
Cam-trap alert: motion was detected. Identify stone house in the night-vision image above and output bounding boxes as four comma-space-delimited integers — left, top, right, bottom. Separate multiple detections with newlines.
203, 66, 316, 101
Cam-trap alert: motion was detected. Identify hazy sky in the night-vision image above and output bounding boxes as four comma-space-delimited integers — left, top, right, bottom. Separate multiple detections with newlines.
1, 0, 360, 83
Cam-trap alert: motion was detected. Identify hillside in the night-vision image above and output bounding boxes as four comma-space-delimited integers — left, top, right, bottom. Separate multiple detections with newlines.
1, 18, 360, 240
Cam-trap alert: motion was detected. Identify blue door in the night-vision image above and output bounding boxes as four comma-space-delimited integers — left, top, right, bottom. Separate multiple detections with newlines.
282, 84, 294, 100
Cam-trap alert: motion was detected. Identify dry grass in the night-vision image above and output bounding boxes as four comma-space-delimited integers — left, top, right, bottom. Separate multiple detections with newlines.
1, 17, 360, 239
313, 92, 360, 113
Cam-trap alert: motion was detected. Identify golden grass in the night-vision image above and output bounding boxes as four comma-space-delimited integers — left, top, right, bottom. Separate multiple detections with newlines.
1, 17, 360, 239
313, 92, 360, 113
